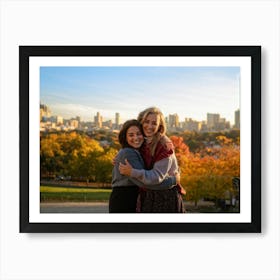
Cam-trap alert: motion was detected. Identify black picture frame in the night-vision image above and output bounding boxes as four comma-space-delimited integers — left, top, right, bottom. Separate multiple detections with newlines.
20, 46, 261, 233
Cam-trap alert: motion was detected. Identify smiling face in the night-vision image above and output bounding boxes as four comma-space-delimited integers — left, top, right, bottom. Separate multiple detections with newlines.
126, 126, 144, 149
142, 113, 160, 138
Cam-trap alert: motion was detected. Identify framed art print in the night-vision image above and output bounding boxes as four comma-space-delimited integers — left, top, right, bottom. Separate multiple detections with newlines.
19, 46, 261, 233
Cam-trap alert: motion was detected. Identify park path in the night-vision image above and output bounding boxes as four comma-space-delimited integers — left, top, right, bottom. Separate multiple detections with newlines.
40, 201, 215, 213
40, 202, 109, 213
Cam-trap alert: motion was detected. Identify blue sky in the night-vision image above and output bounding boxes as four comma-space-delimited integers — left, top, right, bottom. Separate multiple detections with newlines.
40, 66, 240, 125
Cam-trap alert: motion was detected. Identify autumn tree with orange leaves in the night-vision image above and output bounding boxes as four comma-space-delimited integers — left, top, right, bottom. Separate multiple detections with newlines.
40, 132, 118, 183
170, 135, 240, 206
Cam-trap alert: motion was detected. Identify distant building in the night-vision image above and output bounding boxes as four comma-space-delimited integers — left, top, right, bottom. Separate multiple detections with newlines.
207, 113, 231, 131
200, 121, 208, 132
216, 118, 230, 131
50, 115, 63, 125
183, 118, 202, 132
207, 113, 220, 130
115, 113, 120, 129
94, 112, 103, 128
235, 109, 240, 129
40, 104, 51, 121
70, 119, 79, 129
168, 114, 179, 128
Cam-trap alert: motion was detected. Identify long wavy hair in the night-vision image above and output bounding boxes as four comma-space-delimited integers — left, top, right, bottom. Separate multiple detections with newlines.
137, 107, 168, 156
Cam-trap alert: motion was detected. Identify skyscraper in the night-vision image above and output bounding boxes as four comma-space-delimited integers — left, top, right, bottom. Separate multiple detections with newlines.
207, 113, 220, 130
235, 109, 240, 129
94, 112, 102, 128
115, 112, 120, 129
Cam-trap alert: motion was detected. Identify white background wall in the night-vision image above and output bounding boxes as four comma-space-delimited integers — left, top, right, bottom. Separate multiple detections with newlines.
0, 0, 279, 279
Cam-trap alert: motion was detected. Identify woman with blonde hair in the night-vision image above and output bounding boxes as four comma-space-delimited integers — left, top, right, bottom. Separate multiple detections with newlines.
119, 107, 185, 213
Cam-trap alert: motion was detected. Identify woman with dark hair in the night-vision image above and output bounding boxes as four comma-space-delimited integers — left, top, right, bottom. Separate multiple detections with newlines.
109, 119, 179, 213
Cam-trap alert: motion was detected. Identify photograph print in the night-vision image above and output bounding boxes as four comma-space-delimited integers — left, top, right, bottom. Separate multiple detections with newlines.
20, 46, 261, 232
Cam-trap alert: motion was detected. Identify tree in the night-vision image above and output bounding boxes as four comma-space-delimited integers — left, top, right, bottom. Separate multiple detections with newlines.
169, 135, 240, 205
95, 148, 118, 185
40, 132, 118, 184
40, 134, 65, 178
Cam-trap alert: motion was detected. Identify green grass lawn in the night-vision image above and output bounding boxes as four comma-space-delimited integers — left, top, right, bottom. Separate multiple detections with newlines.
40, 186, 112, 202
40, 186, 239, 213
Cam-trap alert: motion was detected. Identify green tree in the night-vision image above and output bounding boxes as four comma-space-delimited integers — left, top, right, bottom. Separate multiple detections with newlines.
95, 148, 118, 185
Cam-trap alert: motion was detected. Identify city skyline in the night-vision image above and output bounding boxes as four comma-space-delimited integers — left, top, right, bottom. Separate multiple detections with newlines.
40, 66, 240, 124
41, 102, 238, 126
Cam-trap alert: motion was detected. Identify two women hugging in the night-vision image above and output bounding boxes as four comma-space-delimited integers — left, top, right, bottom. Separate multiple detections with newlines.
109, 107, 186, 213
